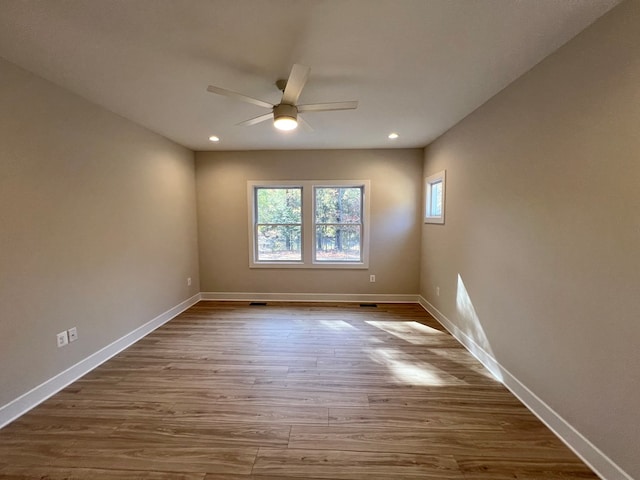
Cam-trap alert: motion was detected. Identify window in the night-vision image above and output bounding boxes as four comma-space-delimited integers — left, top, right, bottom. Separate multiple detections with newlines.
424, 170, 446, 224
315, 186, 363, 262
254, 187, 302, 262
248, 180, 370, 268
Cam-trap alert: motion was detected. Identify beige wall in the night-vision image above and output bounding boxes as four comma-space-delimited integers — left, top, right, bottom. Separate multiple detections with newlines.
0, 58, 200, 407
420, 1, 639, 477
196, 149, 422, 296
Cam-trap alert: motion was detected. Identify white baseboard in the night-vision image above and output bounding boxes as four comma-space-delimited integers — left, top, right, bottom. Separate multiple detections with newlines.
201, 291, 420, 303
0, 293, 201, 429
418, 296, 632, 480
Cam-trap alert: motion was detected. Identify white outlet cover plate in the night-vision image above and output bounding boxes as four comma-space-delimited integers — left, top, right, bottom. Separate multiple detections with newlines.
57, 331, 69, 347
68, 327, 78, 342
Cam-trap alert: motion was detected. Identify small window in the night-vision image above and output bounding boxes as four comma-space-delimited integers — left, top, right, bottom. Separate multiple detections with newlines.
248, 180, 370, 268
424, 170, 446, 224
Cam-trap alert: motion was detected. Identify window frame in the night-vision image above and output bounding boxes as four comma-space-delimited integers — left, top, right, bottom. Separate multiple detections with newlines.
424, 170, 446, 224
248, 180, 370, 269
313, 183, 365, 265
253, 185, 303, 264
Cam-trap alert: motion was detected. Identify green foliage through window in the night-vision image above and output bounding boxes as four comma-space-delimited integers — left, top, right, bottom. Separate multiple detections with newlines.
315, 187, 362, 262
255, 187, 302, 261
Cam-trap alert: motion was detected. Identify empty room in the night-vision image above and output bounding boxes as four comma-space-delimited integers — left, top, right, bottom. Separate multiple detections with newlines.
0, 1, 638, 479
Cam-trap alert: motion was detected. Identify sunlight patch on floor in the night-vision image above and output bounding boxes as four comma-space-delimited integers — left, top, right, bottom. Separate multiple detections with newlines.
365, 320, 444, 345
365, 347, 457, 386
318, 320, 357, 331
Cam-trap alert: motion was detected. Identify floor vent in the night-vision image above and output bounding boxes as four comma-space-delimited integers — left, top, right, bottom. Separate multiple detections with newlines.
359, 303, 378, 308
249, 302, 268, 306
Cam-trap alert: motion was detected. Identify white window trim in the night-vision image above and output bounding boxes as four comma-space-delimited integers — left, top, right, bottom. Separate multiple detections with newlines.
424, 170, 446, 224
248, 180, 370, 269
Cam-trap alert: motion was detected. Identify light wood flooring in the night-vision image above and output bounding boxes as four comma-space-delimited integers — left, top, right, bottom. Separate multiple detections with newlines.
0, 302, 598, 479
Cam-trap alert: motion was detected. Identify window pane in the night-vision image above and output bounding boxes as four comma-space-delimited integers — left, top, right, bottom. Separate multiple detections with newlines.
429, 180, 442, 216
315, 187, 362, 223
257, 225, 301, 261
256, 187, 301, 224
315, 225, 361, 262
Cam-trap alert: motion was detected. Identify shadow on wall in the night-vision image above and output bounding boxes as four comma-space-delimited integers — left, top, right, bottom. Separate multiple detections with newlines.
456, 274, 502, 382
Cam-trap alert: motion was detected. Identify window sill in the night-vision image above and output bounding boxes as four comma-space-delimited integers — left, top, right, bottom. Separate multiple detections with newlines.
250, 261, 368, 269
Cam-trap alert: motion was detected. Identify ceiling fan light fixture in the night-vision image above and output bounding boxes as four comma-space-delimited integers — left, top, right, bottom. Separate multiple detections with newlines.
273, 104, 299, 131
274, 116, 298, 131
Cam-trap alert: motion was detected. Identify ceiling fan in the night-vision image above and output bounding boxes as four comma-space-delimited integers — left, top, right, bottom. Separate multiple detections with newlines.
206, 64, 358, 131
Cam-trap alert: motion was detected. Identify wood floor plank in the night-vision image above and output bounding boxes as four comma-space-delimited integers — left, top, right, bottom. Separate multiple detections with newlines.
367, 385, 523, 408
252, 447, 464, 479
0, 302, 597, 479
0, 413, 121, 438
2, 439, 258, 474
29, 399, 175, 420
0, 465, 206, 480
57, 386, 368, 407
112, 421, 291, 447
253, 376, 468, 392
168, 403, 329, 426
203, 475, 348, 480
0, 437, 80, 463
367, 391, 533, 417
289, 425, 582, 459
114, 375, 259, 390
455, 455, 599, 479
328, 407, 506, 431
99, 363, 290, 378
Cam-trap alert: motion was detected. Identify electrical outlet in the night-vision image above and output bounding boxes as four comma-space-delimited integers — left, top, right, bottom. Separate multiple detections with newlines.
56, 331, 69, 348
68, 327, 78, 342
187, 277, 192, 286
369, 275, 376, 283
436, 286, 440, 296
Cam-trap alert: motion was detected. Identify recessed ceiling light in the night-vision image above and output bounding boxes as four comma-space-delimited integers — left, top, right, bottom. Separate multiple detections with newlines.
209, 135, 220, 142
388, 132, 399, 139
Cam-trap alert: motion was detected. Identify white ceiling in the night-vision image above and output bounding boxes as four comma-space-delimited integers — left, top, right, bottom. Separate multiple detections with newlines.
0, 0, 620, 151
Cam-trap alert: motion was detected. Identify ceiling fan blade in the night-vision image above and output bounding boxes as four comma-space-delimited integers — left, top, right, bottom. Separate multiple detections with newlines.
298, 115, 314, 132
207, 85, 273, 109
297, 101, 358, 112
281, 64, 311, 105
236, 112, 273, 127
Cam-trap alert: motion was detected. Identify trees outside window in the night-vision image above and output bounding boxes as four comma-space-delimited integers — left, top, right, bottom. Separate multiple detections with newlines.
255, 187, 302, 261
314, 186, 362, 262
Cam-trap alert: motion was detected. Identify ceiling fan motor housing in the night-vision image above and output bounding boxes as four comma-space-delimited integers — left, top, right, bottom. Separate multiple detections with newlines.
274, 103, 298, 122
